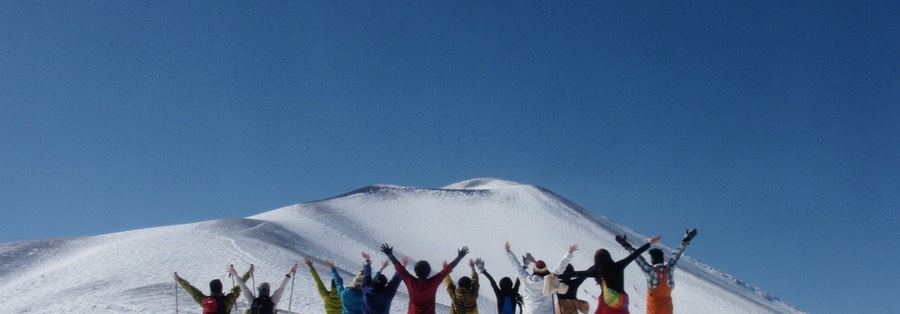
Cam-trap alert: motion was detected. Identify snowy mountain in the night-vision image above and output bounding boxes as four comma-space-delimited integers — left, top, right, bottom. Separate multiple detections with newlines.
0, 178, 804, 313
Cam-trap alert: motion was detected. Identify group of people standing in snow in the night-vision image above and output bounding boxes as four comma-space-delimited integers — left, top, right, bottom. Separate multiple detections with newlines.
173, 228, 697, 314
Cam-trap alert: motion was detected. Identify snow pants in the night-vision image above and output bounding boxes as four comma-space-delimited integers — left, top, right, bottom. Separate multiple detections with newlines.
558, 299, 590, 314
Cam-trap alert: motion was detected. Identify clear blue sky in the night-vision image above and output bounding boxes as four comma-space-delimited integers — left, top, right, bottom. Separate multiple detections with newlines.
2, 1, 897, 313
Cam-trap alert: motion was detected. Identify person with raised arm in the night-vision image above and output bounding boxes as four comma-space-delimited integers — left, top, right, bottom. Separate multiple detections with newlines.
505, 241, 579, 314
615, 229, 697, 314
591, 235, 662, 314
475, 257, 522, 314
173, 265, 252, 314
445, 258, 480, 314
326, 256, 366, 314
362, 255, 406, 314
304, 256, 344, 314
380, 243, 469, 314
227, 263, 297, 314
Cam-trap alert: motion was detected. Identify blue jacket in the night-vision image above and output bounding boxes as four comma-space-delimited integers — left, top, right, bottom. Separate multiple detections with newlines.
362, 261, 403, 314
333, 267, 365, 314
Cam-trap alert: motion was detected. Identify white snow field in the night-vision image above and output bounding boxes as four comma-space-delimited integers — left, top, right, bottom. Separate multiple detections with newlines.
0, 178, 804, 313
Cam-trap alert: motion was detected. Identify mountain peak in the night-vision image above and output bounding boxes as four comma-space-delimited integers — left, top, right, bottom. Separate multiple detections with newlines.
442, 178, 529, 190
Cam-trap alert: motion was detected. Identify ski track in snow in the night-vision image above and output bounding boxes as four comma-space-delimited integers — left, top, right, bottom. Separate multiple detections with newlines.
0, 178, 805, 313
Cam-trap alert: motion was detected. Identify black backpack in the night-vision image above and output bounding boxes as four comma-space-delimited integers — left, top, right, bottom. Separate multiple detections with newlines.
249, 295, 275, 314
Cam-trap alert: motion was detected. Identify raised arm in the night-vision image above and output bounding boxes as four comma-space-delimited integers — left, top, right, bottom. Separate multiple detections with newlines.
271, 263, 298, 305
228, 265, 255, 304
669, 228, 697, 267
173, 272, 205, 304
553, 244, 578, 274
305, 257, 332, 297
618, 236, 661, 266
617, 234, 652, 273
469, 259, 480, 291
380, 243, 402, 266
505, 242, 529, 280
448, 246, 470, 268
326, 260, 346, 294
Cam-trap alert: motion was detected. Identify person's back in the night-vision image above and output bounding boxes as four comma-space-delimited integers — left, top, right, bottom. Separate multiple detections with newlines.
616, 229, 696, 314
329, 259, 365, 314
445, 259, 480, 314
504, 242, 576, 314
305, 257, 344, 314
228, 264, 297, 314
174, 266, 252, 314
363, 259, 404, 314
477, 258, 521, 314
381, 243, 469, 314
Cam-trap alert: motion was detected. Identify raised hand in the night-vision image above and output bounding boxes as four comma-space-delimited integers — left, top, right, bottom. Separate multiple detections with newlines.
288, 263, 298, 275
380, 259, 390, 271
362, 252, 371, 261
323, 259, 336, 269
458, 246, 470, 258
615, 234, 633, 249
468, 258, 475, 269
523, 253, 536, 265
474, 258, 485, 272
648, 235, 662, 245
683, 228, 698, 244
505, 241, 511, 252
568, 243, 580, 253
303, 256, 314, 268
401, 256, 410, 267
380, 243, 394, 255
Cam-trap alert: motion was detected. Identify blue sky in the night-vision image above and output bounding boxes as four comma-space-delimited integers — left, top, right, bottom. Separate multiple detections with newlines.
1, 1, 897, 313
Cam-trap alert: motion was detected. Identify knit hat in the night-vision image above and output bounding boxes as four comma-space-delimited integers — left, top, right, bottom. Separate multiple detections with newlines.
209, 279, 223, 293
533, 260, 549, 276
257, 282, 271, 296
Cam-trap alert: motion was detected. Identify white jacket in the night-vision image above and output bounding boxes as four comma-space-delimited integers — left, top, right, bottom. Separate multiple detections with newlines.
506, 250, 574, 314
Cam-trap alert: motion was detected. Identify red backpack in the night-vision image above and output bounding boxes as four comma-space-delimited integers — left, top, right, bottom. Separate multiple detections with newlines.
202, 295, 227, 314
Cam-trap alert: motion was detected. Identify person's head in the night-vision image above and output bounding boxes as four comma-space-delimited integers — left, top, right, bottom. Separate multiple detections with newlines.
458, 276, 473, 289
372, 274, 388, 289
499, 277, 513, 290
593, 248, 614, 285
564, 263, 575, 274
350, 272, 365, 289
649, 248, 665, 265
414, 260, 431, 278
594, 249, 613, 266
209, 279, 223, 294
257, 282, 271, 297
532, 260, 549, 277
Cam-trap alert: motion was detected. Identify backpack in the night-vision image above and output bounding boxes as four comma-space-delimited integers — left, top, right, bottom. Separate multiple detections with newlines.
249, 295, 275, 314
202, 295, 227, 314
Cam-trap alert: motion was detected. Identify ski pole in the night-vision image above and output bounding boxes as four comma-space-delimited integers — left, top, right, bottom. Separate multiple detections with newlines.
230, 265, 239, 312
288, 269, 296, 311
175, 281, 179, 314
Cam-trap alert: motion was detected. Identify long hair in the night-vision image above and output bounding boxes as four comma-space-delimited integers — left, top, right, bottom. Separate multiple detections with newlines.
593, 249, 614, 285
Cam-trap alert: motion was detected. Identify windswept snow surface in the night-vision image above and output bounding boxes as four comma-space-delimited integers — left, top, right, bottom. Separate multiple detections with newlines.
0, 178, 804, 313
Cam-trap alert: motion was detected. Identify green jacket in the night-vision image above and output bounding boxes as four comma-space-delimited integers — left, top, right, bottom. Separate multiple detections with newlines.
445, 268, 480, 314
176, 270, 251, 313
310, 267, 344, 314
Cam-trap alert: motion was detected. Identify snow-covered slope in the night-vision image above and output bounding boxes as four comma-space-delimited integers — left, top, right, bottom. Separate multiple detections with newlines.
0, 178, 804, 313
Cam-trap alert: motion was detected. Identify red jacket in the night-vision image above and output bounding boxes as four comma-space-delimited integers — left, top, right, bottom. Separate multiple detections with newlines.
395, 263, 453, 314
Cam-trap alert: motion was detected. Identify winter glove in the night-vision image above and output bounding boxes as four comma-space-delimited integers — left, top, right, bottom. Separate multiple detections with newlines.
523, 253, 536, 266
682, 228, 698, 245
615, 234, 634, 250
458, 246, 470, 258
474, 258, 486, 273
380, 243, 394, 256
